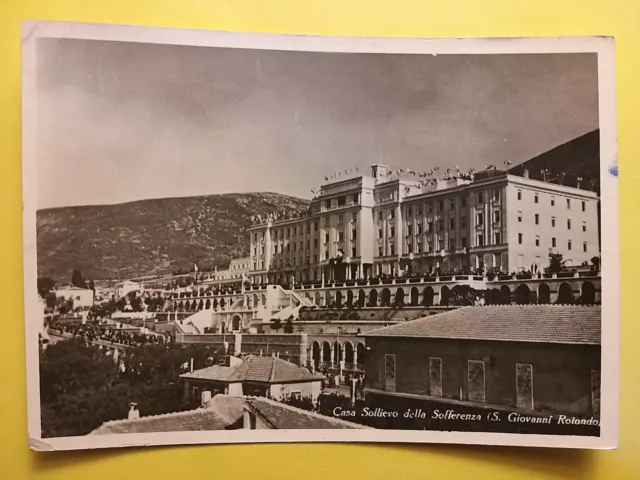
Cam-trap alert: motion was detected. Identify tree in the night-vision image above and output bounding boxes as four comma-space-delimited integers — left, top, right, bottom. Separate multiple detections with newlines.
283, 316, 295, 334
71, 269, 87, 289
548, 253, 565, 274
37, 277, 56, 298
88, 279, 96, 292
44, 292, 57, 310
270, 318, 282, 333
591, 256, 601, 271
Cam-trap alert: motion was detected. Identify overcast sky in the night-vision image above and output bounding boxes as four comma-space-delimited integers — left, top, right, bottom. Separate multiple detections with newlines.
36, 39, 599, 209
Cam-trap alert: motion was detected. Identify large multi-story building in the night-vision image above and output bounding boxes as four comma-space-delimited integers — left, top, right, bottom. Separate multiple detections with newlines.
248, 163, 600, 285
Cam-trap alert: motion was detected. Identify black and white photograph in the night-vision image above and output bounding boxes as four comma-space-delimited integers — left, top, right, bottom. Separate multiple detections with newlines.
21, 22, 619, 451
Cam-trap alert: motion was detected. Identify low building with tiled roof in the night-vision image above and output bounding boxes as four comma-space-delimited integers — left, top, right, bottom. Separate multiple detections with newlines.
180, 355, 326, 405
362, 306, 601, 431
89, 394, 367, 435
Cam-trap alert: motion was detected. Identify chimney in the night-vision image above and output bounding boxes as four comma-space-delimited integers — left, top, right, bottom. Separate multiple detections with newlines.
522, 167, 529, 179
128, 402, 140, 420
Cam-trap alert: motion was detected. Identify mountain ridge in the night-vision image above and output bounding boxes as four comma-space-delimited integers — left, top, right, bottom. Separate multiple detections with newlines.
37, 192, 309, 283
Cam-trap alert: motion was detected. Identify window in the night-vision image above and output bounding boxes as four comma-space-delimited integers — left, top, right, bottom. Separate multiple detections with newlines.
378, 228, 383, 239
351, 229, 357, 241
468, 360, 486, 402
337, 196, 346, 206
449, 219, 455, 229
325, 199, 331, 209
427, 221, 433, 233
384, 354, 396, 391
461, 197, 467, 207
407, 224, 413, 236
449, 199, 455, 210
518, 233, 523, 244
418, 207, 423, 216
324, 216, 330, 226
352, 246, 357, 257
379, 211, 383, 221
461, 237, 467, 248
390, 210, 395, 219
517, 211, 522, 222
352, 212, 358, 222
314, 254, 318, 263
582, 222, 587, 232
338, 231, 344, 242
535, 236, 540, 247
407, 241, 414, 253
428, 203, 433, 213
325, 233, 330, 243
567, 198, 571, 209
494, 232, 501, 244
314, 221, 318, 231
582, 201, 586, 212
552, 237, 556, 248
314, 238, 318, 247
438, 220, 444, 231
478, 192, 484, 203
338, 214, 344, 225
306, 224, 311, 234
517, 190, 522, 200
406, 207, 412, 218
535, 213, 539, 225
567, 219, 572, 230
477, 234, 484, 247
493, 189, 500, 201
293, 242, 296, 252
551, 217, 556, 227
493, 211, 500, 223
390, 227, 395, 238
583, 242, 588, 253
438, 200, 444, 212
516, 364, 534, 410
378, 246, 383, 257
568, 240, 572, 250
390, 245, 395, 256
534, 193, 539, 204
353, 193, 360, 204
551, 196, 555, 207
449, 238, 455, 250
477, 213, 484, 225
417, 224, 423, 235
429, 357, 443, 397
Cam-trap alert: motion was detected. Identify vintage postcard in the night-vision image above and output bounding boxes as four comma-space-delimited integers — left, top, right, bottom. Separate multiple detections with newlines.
22, 21, 619, 451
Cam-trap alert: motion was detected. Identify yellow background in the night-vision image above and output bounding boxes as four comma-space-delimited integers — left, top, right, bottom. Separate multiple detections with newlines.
1, 1, 638, 478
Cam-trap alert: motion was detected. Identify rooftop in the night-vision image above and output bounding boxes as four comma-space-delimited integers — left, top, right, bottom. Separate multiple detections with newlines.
363, 305, 601, 345
89, 408, 231, 435
180, 355, 325, 384
89, 395, 367, 434
246, 397, 371, 429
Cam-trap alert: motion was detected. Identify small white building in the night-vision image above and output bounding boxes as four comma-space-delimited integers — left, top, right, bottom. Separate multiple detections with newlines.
54, 286, 94, 310
116, 280, 141, 298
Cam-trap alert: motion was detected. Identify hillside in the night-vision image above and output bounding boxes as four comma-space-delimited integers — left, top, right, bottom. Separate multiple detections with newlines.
37, 192, 309, 283
508, 129, 600, 193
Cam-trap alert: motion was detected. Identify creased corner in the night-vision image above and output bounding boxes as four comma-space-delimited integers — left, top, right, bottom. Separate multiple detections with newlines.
21, 21, 39, 45
29, 436, 57, 452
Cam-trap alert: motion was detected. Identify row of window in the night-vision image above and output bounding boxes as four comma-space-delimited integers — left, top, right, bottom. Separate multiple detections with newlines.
518, 212, 588, 231
384, 354, 601, 413
323, 193, 360, 210
517, 190, 587, 212
517, 233, 589, 252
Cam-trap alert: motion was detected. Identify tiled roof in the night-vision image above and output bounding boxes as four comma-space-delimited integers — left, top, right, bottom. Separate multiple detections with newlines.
89, 408, 230, 435
181, 356, 325, 384
362, 306, 601, 344
246, 397, 371, 429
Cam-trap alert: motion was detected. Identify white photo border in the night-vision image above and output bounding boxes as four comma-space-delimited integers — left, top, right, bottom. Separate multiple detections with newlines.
21, 20, 620, 451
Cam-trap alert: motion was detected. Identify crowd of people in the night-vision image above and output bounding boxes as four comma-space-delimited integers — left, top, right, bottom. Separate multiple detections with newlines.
49, 322, 174, 348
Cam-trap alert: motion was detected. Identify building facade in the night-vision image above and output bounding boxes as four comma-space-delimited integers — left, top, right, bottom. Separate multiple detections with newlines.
362, 306, 601, 422
248, 164, 600, 284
